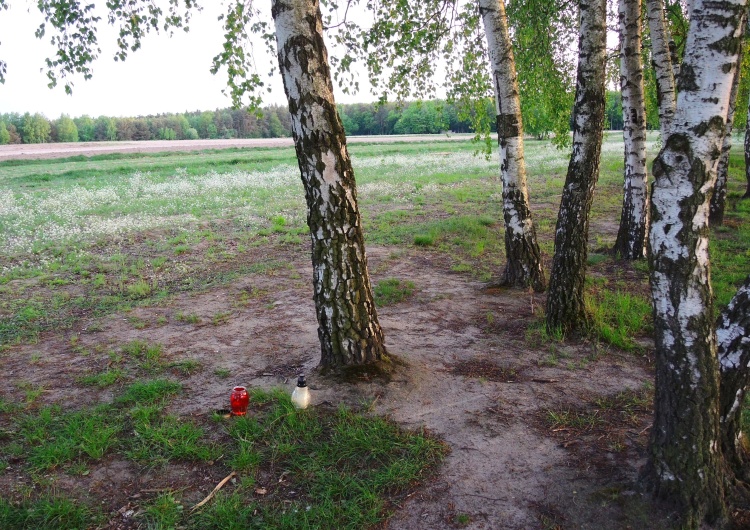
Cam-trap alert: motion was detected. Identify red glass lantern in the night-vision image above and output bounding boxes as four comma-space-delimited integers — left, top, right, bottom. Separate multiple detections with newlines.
230, 386, 250, 416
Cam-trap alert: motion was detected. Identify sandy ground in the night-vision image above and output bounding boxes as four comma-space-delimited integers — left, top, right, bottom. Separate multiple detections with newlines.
0, 242, 664, 529
0, 134, 476, 161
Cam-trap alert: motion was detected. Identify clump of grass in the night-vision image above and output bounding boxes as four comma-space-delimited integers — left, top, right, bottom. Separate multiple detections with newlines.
77, 368, 125, 388
176, 311, 201, 325
374, 278, 416, 306
0, 496, 99, 529
141, 492, 184, 529
586, 290, 651, 350
170, 359, 202, 376
122, 340, 165, 372
18, 405, 120, 470
117, 379, 181, 405
413, 234, 434, 246
126, 279, 152, 299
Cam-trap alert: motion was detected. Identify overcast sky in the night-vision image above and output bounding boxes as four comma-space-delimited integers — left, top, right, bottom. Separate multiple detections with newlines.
0, 2, 373, 118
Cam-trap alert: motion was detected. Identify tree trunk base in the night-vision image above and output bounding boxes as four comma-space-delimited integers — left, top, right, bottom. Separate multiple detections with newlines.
317, 352, 405, 382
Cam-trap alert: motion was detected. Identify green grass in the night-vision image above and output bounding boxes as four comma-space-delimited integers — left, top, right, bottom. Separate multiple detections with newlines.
0, 496, 99, 529
586, 289, 652, 351
374, 278, 416, 306
0, 386, 446, 530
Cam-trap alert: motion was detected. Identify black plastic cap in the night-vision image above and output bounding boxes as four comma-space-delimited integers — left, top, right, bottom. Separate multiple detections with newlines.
297, 374, 307, 387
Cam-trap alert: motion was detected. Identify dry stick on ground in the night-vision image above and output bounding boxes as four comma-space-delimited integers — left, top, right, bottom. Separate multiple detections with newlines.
191, 471, 237, 512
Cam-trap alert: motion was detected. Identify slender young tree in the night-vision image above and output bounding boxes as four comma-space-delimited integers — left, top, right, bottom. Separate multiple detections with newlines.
479, 0, 546, 291
271, 0, 387, 368
545, 0, 608, 334
646, 0, 677, 135
710, 10, 748, 226
614, 0, 649, 259
334, 0, 554, 292
641, 0, 748, 525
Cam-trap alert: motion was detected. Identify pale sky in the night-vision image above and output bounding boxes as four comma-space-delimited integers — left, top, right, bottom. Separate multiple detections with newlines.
0, 2, 373, 118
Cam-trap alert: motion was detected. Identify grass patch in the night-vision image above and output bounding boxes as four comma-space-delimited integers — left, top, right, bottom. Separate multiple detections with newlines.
0, 496, 99, 529
373, 278, 416, 306
586, 290, 652, 351
0, 386, 445, 529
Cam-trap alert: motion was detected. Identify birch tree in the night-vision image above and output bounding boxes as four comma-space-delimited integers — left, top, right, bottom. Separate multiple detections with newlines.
271, 0, 387, 368
9, 0, 389, 369
334, 0, 560, 292
718, 274, 750, 482
710, 10, 747, 226
479, 0, 546, 291
641, 0, 748, 525
613, 0, 649, 260
646, 0, 677, 135
545, 0, 608, 333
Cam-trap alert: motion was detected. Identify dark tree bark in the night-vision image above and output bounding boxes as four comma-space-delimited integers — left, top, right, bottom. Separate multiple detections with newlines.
642, 0, 748, 526
745, 107, 750, 197
614, 0, 649, 260
710, 10, 747, 226
479, 0, 546, 292
545, 0, 607, 334
718, 275, 750, 481
272, 0, 387, 368
646, 0, 677, 136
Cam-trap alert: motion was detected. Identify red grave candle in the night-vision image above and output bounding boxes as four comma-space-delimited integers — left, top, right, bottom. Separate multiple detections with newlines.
230, 386, 250, 416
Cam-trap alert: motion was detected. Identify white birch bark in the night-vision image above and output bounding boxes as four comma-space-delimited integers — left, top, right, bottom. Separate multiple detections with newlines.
479, 0, 546, 292
718, 275, 750, 478
644, 0, 748, 523
710, 9, 747, 225
546, 0, 608, 333
272, 0, 387, 367
614, 0, 649, 259
646, 0, 677, 135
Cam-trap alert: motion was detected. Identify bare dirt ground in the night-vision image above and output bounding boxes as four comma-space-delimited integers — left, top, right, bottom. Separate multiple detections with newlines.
0, 239, 671, 529
0, 134, 474, 161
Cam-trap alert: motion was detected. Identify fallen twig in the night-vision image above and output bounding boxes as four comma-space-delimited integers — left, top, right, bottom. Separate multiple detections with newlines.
190, 471, 236, 512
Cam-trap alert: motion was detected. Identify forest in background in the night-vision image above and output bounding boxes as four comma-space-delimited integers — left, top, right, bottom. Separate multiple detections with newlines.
0, 92, 633, 145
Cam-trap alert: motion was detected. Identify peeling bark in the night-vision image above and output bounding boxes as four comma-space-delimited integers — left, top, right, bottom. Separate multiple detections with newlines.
479, 0, 546, 292
614, 0, 649, 260
272, 0, 387, 368
646, 0, 677, 136
718, 275, 750, 481
545, 0, 607, 334
710, 10, 747, 226
642, 0, 748, 526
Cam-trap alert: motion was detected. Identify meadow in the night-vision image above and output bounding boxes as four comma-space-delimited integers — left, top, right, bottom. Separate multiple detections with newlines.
0, 134, 748, 528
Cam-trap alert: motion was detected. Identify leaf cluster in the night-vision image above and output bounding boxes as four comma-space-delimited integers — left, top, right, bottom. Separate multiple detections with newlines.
328, 0, 577, 151
210, 1, 276, 111
1, 0, 200, 94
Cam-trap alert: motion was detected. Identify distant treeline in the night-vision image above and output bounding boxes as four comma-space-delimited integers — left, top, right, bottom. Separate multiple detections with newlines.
0, 94, 628, 146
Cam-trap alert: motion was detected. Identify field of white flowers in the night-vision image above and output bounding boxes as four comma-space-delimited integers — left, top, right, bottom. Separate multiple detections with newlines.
0, 134, 652, 260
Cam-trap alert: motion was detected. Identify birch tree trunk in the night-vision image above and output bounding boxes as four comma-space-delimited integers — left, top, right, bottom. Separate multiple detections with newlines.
745, 105, 750, 197
642, 0, 747, 525
272, 0, 387, 368
718, 275, 750, 481
479, 0, 546, 292
614, 0, 649, 260
646, 0, 677, 135
710, 10, 747, 226
545, 0, 607, 334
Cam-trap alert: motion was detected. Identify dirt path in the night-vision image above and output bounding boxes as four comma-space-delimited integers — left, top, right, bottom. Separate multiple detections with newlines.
1, 244, 663, 529
0, 134, 476, 161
